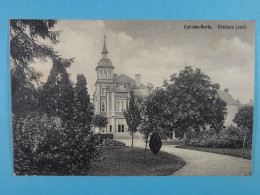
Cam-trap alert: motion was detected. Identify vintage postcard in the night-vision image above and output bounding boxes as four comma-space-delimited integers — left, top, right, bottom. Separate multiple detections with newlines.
10, 20, 255, 176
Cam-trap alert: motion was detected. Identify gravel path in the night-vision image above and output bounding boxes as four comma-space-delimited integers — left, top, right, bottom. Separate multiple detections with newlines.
117, 139, 251, 176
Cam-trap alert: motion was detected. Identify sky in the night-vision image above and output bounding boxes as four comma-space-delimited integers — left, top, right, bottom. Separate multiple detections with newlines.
31, 20, 255, 104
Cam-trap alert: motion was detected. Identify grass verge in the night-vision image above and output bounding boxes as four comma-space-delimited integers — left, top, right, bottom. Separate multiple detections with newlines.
87, 146, 186, 176
175, 145, 252, 160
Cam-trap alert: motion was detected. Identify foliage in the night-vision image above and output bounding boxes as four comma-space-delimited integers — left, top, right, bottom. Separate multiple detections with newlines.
10, 19, 73, 117
123, 90, 142, 147
233, 106, 254, 131
102, 140, 126, 147
95, 133, 114, 140
10, 20, 102, 175
185, 126, 252, 148
74, 74, 92, 129
140, 88, 169, 139
13, 112, 102, 175
123, 90, 142, 135
39, 58, 75, 124
149, 132, 162, 155
163, 66, 227, 140
92, 114, 108, 128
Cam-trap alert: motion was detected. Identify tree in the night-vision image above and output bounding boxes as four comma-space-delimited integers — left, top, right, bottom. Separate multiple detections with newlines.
73, 74, 92, 129
211, 97, 227, 132
10, 20, 74, 175
10, 20, 73, 117
39, 58, 75, 124
140, 88, 169, 158
123, 90, 142, 148
13, 112, 102, 175
10, 20, 102, 175
92, 115, 108, 129
233, 105, 254, 148
163, 66, 227, 144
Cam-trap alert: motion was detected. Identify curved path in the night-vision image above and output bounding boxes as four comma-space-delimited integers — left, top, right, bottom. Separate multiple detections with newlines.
116, 139, 251, 176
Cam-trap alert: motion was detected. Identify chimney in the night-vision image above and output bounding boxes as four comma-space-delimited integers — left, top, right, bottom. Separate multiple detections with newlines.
135, 74, 141, 88
113, 73, 117, 81
224, 88, 229, 93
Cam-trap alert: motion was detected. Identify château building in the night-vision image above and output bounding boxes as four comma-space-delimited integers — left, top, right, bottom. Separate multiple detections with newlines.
93, 38, 149, 138
92, 37, 252, 138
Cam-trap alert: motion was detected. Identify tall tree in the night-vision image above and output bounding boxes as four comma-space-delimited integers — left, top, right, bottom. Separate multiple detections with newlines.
233, 105, 254, 148
39, 58, 75, 124
140, 88, 169, 158
123, 90, 142, 148
163, 66, 227, 144
74, 74, 92, 129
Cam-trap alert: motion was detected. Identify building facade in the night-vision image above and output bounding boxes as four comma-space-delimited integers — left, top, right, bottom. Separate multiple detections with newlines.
93, 38, 149, 138
218, 88, 240, 127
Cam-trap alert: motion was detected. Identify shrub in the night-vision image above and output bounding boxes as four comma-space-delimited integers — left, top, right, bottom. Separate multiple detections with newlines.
149, 132, 162, 155
95, 133, 114, 140
103, 139, 126, 147
185, 127, 251, 148
13, 112, 102, 175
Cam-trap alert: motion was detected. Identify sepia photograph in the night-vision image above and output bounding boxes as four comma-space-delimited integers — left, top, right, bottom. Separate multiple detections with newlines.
10, 20, 255, 176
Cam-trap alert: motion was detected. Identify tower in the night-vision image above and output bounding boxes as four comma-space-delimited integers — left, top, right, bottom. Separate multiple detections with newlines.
94, 36, 114, 115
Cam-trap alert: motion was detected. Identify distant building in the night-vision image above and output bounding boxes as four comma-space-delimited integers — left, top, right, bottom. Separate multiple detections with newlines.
93, 37, 148, 138
218, 88, 241, 127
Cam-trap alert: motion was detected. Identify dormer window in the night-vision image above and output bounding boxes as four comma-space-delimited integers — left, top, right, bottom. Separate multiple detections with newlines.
118, 84, 126, 91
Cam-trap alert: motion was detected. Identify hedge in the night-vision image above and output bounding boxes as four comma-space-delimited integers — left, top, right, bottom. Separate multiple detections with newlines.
95, 133, 114, 140
186, 127, 252, 148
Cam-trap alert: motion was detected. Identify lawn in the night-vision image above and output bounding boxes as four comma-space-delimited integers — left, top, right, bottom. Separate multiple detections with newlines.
175, 145, 252, 160
87, 146, 186, 176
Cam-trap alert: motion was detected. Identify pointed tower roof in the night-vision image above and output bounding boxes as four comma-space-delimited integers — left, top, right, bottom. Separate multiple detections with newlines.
102, 35, 108, 54
96, 35, 114, 70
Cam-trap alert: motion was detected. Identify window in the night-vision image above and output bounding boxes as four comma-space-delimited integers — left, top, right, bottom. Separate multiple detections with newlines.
118, 124, 124, 132
118, 119, 125, 132
101, 88, 106, 96
118, 84, 126, 91
101, 100, 106, 112
116, 99, 126, 111
117, 100, 121, 111
121, 100, 125, 111
110, 125, 112, 132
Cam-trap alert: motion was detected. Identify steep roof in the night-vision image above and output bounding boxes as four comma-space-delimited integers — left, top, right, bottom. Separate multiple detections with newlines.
116, 74, 148, 89
96, 37, 114, 70
107, 74, 148, 92
115, 74, 135, 84
97, 58, 114, 69
102, 42, 108, 54
218, 90, 239, 105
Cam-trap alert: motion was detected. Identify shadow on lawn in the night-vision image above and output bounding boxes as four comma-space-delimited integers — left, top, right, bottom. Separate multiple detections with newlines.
87, 146, 186, 176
